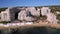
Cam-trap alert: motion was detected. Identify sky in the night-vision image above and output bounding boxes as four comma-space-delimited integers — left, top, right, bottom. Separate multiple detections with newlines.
0, 0, 60, 8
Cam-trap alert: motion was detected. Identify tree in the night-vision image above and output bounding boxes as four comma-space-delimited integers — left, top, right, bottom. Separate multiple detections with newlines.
0, 8, 7, 12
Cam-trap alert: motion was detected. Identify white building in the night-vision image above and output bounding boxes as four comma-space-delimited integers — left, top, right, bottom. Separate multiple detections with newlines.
46, 13, 57, 24
41, 7, 51, 16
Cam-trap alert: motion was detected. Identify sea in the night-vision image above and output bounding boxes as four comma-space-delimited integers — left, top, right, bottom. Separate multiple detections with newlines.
0, 27, 60, 34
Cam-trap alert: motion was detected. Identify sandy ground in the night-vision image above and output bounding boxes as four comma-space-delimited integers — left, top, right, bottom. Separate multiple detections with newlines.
0, 22, 60, 29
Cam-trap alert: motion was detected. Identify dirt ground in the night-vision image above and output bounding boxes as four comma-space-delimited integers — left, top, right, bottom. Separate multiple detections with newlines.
0, 22, 60, 29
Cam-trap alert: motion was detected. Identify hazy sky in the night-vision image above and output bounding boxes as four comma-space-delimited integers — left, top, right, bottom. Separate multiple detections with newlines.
0, 0, 60, 8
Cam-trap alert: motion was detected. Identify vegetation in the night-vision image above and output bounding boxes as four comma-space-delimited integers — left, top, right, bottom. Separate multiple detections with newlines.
57, 14, 60, 20
49, 6, 60, 13
57, 14, 60, 24
0, 8, 7, 12
0, 21, 11, 24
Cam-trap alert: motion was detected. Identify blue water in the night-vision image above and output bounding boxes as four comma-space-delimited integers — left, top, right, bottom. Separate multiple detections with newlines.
0, 27, 60, 34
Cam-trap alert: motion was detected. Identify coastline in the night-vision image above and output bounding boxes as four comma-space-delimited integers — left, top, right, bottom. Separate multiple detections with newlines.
0, 22, 60, 29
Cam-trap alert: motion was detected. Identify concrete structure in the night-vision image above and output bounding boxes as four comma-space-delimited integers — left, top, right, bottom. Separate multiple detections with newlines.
46, 13, 57, 24
41, 7, 51, 16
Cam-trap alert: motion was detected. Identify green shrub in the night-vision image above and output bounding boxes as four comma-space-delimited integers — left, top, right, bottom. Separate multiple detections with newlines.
0, 21, 11, 24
